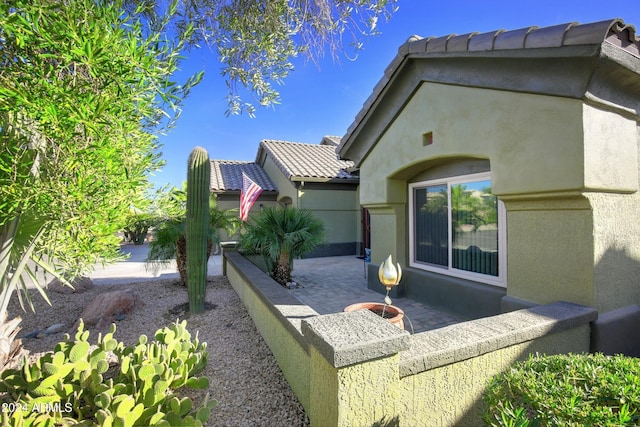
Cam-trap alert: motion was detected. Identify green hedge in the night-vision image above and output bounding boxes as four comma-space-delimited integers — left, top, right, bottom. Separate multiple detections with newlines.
483, 353, 640, 426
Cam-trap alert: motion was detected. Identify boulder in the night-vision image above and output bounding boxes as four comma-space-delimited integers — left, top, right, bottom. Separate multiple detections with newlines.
75, 289, 142, 331
48, 276, 94, 294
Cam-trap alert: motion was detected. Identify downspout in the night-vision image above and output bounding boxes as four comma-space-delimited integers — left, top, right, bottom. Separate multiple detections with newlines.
297, 180, 304, 208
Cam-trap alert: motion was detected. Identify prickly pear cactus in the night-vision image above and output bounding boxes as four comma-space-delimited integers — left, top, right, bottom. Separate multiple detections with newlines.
186, 147, 211, 314
0, 320, 213, 426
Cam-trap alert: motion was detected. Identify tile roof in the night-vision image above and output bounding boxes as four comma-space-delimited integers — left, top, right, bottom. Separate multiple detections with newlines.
320, 135, 342, 146
210, 160, 278, 192
338, 19, 640, 164
398, 19, 639, 56
257, 139, 358, 182
399, 19, 640, 56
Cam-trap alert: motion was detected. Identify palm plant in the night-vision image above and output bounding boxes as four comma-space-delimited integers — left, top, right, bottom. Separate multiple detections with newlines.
240, 206, 325, 287
146, 189, 239, 286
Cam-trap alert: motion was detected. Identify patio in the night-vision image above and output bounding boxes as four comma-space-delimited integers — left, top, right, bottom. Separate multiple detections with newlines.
225, 250, 597, 426
290, 255, 466, 334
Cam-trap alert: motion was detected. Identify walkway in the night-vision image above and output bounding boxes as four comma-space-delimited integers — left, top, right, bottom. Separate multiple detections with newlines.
83, 246, 464, 334
290, 256, 466, 334
86, 243, 223, 285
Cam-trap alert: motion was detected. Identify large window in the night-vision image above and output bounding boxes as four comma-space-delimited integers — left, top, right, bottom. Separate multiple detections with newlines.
409, 172, 506, 287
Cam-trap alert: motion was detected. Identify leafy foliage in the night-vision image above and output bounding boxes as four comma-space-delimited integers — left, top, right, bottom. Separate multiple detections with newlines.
135, 0, 398, 116
240, 206, 325, 286
0, 0, 202, 376
123, 213, 158, 245
0, 0, 202, 310
0, 320, 214, 426
483, 353, 640, 426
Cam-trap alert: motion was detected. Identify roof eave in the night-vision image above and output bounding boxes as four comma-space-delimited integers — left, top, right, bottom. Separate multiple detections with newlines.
292, 176, 360, 184
338, 48, 602, 166
338, 19, 640, 167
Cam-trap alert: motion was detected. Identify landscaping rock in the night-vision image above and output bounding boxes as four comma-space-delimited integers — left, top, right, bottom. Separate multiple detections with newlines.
24, 330, 41, 339
44, 323, 65, 335
48, 276, 94, 294
74, 289, 143, 331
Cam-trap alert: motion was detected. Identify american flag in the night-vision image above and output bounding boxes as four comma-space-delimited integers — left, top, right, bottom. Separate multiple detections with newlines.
240, 171, 263, 221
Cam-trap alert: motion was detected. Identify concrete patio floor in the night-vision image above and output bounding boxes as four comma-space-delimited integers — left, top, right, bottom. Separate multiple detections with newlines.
290, 255, 466, 334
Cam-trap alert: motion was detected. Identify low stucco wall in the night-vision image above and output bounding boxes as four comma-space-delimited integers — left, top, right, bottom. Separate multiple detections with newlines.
224, 251, 316, 410
399, 303, 595, 426
224, 251, 597, 426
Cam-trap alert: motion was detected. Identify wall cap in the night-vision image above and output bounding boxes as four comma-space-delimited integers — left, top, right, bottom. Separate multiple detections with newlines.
302, 309, 410, 368
400, 301, 597, 377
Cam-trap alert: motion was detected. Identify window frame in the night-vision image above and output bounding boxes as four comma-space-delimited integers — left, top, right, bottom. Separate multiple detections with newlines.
408, 172, 507, 287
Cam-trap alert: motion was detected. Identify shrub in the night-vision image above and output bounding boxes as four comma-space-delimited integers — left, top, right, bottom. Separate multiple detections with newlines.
483, 352, 640, 426
240, 206, 325, 286
0, 320, 215, 426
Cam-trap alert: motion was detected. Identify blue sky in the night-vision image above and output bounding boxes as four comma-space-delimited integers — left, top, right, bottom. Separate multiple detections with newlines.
151, 1, 640, 189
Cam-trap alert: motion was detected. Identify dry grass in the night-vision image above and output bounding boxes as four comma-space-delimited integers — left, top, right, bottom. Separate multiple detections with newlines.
8, 276, 309, 426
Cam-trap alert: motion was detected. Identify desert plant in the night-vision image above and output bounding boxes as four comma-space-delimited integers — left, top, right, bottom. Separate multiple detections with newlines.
146, 186, 239, 286
186, 147, 211, 314
0, 319, 214, 426
483, 352, 640, 426
240, 206, 325, 286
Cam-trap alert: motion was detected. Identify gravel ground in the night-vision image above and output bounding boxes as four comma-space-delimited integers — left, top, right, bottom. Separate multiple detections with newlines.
8, 276, 310, 426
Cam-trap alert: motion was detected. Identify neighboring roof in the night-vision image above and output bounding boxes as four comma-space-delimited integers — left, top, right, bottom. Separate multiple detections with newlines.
210, 160, 278, 193
256, 139, 358, 183
338, 19, 640, 166
320, 135, 342, 146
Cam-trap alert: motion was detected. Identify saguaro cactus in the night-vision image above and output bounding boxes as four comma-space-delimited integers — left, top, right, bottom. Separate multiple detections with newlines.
186, 147, 210, 314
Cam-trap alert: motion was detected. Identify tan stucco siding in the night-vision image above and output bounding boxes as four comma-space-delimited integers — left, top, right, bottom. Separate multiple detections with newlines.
359, 82, 585, 205
261, 156, 298, 205
589, 192, 640, 312
583, 104, 638, 193
299, 188, 359, 244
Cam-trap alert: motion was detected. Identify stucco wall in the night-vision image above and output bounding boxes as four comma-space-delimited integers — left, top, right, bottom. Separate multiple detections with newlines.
309, 349, 402, 426
225, 252, 313, 409
357, 82, 640, 314
299, 187, 359, 246
505, 196, 596, 307
399, 325, 591, 426
261, 156, 298, 204
589, 193, 640, 312
583, 104, 638, 192
359, 82, 586, 207
226, 251, 597, 427
359, 82, 587, 269
367, 204, 406, 266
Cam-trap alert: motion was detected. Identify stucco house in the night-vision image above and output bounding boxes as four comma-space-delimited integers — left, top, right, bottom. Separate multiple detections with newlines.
211, 136, 361, 257
337, 19, 640, 353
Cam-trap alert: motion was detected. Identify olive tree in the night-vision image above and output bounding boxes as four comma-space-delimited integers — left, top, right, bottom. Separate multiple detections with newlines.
134, 0, 399, 116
